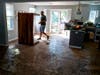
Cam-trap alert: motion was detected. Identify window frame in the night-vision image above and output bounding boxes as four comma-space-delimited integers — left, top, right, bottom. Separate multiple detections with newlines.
89, 10, 99, 23
6, 3, 15, 31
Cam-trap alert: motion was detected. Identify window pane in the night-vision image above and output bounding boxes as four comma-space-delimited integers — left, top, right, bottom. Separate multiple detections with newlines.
6, 4, 14, 16
29, 7, 36, 13
6, 3, 14, 30
89, 10, 98, 23
51, 11, 59, 25
7, 17, 14, 30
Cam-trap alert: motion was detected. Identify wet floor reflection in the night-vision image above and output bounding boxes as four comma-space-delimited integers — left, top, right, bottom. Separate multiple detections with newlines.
48, 35, 90, 75
0, 46, 20, 72
0, 35, 100, 75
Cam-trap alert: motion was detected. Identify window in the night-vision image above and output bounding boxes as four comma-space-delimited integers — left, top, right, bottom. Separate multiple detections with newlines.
6, 4, 14, 30
89, 10, 99, 23
50, 9, 72, 33
29, 7, 36, 13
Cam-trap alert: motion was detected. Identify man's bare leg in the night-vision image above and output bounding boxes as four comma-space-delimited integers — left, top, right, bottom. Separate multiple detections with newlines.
37, 32, 42, 40
43, 32, 49, 40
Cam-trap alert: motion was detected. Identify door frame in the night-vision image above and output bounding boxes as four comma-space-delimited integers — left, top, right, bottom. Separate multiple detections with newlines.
50, 9, 72, 34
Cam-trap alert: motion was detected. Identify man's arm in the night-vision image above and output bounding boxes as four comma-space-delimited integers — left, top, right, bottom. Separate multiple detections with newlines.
39, 20, 46, 24
39, 16, 46, 24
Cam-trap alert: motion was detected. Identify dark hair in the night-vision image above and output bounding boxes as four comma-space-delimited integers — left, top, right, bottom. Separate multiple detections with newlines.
41, 11, 44, 13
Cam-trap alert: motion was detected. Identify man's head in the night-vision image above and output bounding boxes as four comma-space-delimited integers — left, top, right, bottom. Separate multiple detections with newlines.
41, 11, 44, 15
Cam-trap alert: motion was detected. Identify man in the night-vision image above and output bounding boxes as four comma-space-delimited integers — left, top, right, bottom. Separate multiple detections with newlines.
37, 11, 49, 40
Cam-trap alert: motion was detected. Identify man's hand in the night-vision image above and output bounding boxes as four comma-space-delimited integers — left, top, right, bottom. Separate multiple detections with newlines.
39, 21, 41, 24
39, 20, 46, 24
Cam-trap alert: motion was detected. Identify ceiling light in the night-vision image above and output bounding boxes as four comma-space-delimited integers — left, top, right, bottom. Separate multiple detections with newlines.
76, 1, 81, 15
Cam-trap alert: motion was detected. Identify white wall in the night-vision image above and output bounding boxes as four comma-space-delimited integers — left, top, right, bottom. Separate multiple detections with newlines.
14, 3, 34, 12
36, 4, 90, 32
36, 5, 90, 21
14, 3, 39, 34
6, 3, 18, 41
8, 3, 90, 41
7, 3, 36, 41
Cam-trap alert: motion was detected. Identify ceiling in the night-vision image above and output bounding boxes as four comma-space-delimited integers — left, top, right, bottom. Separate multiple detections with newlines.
23, 1, 100, 5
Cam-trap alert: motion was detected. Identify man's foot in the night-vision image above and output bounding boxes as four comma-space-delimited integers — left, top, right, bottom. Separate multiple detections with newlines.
47, 36, 49, 40
46, 40, 50, 45
37, 38, 41, 40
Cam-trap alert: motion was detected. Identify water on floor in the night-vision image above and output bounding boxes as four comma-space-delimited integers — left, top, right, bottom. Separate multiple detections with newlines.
0, 35, 100, 75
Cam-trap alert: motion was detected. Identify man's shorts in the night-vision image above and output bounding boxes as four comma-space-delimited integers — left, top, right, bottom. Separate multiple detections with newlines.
40, 25, 45, 32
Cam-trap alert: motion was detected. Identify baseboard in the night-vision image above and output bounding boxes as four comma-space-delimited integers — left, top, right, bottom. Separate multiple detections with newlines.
8, 38, 18, 43
69, 45, 82, 49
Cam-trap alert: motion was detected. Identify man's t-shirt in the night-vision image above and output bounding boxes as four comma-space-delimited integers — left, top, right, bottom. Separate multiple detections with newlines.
40, 15, 46, 25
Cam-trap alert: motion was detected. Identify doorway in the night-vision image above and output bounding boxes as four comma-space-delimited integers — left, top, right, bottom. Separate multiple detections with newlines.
50, 9, 71, 35
50, 9, 71, 38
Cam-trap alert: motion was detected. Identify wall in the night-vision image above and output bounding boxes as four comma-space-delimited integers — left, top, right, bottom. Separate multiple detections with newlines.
6, 3, 33, 41
2, 0, 82, 2
13, 4, 90, 33
0, 1, 91, 45
14, 3, 34, 12
6, 3, 17, 41
0, 2, 8, 45
90, 5, 100, 23
90, 5, 100, 10
7, 3, 90, 41
36, 4, 90, 32
36, 4, 90, 21
14, 3, 32, 41
8, 3, 37, 41
90, 5, 100, 16
14, 3, 39, 35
